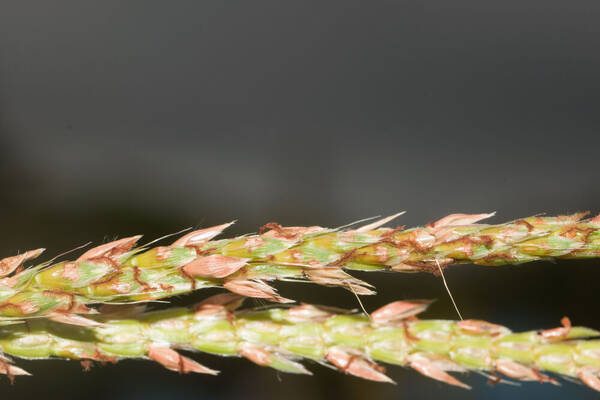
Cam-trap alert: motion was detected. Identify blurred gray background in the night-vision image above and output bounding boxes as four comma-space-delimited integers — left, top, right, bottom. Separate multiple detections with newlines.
0, 1, 599, 399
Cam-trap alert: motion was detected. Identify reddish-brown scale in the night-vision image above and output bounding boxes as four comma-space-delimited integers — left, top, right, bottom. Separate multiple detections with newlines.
561, 227, 596, 241
381, 225, 406, 238
478, 235, 494, 247
159, 283, 174, 291
533, 368, 559, 385
426, 213, 494, 231
89, 271, 123, 287
515, 219, 535, 232
92, 350, 117, 363
541, 317, 572, 340
496, 359, 535, 381
371, 300, 431, 324
401, 260, 452, 275
487, 371, 502, 386
457, 320, 509, 336
155, 247, 173, 261
172, 223, 234, 247
0, 301, 40, 315
403, 320, 420, 342
239, 346, 271, 366
183, 244, 204, 255
0, 248, 45, 277
87, 256, 122, 272
289, 250, 303, 262
328, 249, 358, 267
183, 255, 248, 279
392, 236, 432, 253
224, 279, 280, 302
80, 360, 93, 372
111, 281, 132, 294
445, 236, 494, 255
133, 267, 152, 291
193, 303, 227, 318
481, 253, 515, 264
578, 367, 600, 391
244, 237, 265, 250
177, 352, 185, 374
194, 293, 244, 311
373, 237, 396, 250
148, 346, 219, 375
0, 358, 15, 385
561, 211, 590, 221
373, 245, 391, 263
42, 290, 76, 312
302, 268, 373, 295
61, 262, 81, 282
325, 348, 392, 383
408, 353, 470, 389
288, 304, 332, 322
193, 303, 236, 325
77, 236, 141, 262
72, 303, 95, 314
443, 237, 478, 257
259, 222, 293, 239
409, 234, 434, 252
179, 267, 197, 290
0, 276, 18, 288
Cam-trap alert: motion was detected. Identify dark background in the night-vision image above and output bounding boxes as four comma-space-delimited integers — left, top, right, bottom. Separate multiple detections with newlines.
0, 1, 599, 399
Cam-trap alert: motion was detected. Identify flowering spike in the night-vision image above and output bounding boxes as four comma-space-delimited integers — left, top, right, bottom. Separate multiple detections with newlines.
0, 300, 596, 391
1, 212, 600, 320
